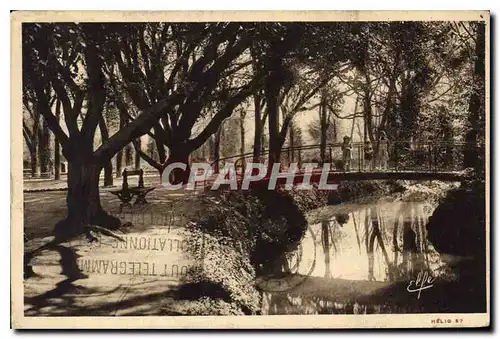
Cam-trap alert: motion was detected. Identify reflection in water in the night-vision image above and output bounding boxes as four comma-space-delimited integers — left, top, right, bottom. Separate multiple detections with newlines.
262, 293, 424, 315
320, 220, 331, 279
305, 201, 443, 282
262, 199, 451, 315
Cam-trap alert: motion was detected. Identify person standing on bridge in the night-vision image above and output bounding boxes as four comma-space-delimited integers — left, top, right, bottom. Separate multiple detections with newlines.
364, 140, 374, 171
378, 131, 389, 170
341, 136, 352, 172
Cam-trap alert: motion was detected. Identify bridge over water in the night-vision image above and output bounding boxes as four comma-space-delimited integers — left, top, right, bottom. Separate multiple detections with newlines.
205, 140, 477, 185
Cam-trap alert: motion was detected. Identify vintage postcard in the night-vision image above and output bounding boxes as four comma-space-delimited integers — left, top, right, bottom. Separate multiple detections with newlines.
11, 10, 490, 329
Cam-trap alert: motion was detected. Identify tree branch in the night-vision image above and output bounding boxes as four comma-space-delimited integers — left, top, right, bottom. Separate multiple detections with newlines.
132, 139, 162, 171
186, 76, 260, 152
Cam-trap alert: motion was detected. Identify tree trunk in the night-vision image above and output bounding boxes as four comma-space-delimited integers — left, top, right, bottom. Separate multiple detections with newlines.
99, 115, 114, 187
125, 144, 133, 167
115, 113, 126, 177
239, 110, 246, 174
362, 84, 375, 144
265, 61, 282, 173
30, 147, 37, 177
53, 161, 121, 237
115, 151, 123, 178
464, 23, 485, 173
134, 139, 141, 170
289, 123, 295, 163
201, 143, 206, 160
253, 93, 262, 163
213, 129, 221, 173
54, 100, 61, 180
164, 148, 191, 185
153, 125, 167, 164
319, 95, 328, 164
103, 162, 113, 187
261, 133, 266, 157
54, 140, 60, 180
321, 220, 332, 278
38, 121, 51, 175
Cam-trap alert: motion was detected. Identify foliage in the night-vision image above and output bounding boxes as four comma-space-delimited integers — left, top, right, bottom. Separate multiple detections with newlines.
178, 186, 331, 314
426, 179, 485, 257
21, 21, 485, 234
337, 180, 406, 202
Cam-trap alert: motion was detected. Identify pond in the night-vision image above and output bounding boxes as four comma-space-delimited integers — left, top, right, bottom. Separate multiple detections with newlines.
260, 195, 482, 315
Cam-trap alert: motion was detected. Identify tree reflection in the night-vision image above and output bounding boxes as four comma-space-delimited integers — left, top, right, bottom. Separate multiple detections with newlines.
263, 200, 450, 315
262, 292, 411, 315
321, 219, 332, 278
358, 202, 433, 282
352, 212, 362, 254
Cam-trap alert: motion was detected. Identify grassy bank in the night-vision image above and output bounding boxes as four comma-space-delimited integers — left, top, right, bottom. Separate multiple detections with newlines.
334, 180, 406, 202
169, 186, 331, 315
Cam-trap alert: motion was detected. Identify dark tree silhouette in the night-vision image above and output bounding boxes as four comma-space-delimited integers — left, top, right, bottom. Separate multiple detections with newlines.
463, 22, 485, 173
23, 22, 262, 236
23, 23, 124, 236
108, 23, 262, 183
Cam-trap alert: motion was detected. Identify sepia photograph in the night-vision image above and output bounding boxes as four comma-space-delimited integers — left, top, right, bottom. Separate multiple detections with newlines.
11, 10, 489, 329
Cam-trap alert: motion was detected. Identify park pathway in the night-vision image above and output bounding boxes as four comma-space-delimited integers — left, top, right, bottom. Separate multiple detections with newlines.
23, 185, 207, 316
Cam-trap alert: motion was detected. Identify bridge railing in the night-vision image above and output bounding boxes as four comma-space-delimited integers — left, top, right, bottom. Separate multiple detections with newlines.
389, 141, 469, 172
295, 141, 474, 173
210, 140, 478, 174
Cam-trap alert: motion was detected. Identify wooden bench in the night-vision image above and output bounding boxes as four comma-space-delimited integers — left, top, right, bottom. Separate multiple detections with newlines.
110, 169, 156, 211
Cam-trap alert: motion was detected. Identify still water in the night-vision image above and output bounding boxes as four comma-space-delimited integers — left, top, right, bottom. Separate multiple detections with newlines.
261, 197, 461, 315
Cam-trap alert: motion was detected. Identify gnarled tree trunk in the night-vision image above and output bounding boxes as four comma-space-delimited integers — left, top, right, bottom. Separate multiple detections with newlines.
54, 160, 120, 237
164, 148, 191, 185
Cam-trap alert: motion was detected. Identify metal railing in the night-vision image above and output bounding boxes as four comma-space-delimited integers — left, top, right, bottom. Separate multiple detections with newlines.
210, 140, 481, 174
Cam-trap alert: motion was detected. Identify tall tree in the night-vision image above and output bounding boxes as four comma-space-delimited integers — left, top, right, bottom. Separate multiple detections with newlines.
338, 22, 464, 162
261, 24, 308, 171
321, 219, 332, 279
23, 78, 59, 177
109, 23, 261, 183
54, 100, 61, 180
249, 45, 268, 163
38, 120, 51, 175
286, 119, 303, 166
463, 22, 485, 173
23, 22, 263, 236
251, 91, 267, 163
259, 22, 354, 171
238, 107, 247, 173
22, 94, 42, 177
23, 23, 124, 236
98, 114, 114, 187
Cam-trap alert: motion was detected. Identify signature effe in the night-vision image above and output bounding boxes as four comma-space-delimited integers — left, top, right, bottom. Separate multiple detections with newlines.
406, 271, 436, 299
